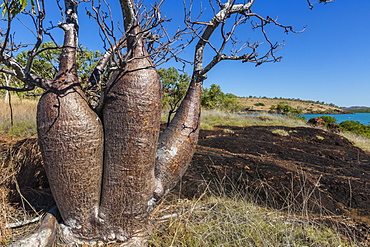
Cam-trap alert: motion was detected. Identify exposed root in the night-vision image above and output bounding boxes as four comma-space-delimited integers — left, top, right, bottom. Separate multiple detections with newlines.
10, 207, 59, 247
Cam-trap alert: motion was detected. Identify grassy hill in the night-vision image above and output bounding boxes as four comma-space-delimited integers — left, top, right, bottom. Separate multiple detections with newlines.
238, 97, 345, 114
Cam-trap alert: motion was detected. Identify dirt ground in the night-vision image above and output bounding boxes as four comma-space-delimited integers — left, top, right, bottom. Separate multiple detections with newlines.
1, 125, 370, 243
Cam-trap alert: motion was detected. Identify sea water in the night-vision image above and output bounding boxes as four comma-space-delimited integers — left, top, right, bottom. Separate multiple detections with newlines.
301, 113, 370, 125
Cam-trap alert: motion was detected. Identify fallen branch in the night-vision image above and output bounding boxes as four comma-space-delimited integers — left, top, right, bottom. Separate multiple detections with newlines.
6, 214, 45, 229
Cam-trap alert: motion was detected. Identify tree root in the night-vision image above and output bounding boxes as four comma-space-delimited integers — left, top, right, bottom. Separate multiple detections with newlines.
8, 206, 152, 246
10, 207, 59, 247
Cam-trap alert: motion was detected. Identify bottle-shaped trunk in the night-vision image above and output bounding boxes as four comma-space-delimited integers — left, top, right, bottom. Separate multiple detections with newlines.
37, 86, 103, 240
99, 35, 162, 241
155, 77, 202, 197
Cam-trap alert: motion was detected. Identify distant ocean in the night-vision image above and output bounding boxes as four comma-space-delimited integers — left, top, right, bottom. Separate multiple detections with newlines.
301, 113, 370, 125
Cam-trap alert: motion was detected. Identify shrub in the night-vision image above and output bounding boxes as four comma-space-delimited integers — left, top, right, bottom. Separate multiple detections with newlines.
319, 116, 337, 125
270, 103, 302, 115
339, 120, 370, 138
254, 102, 265, 106
201, 84, 242, 112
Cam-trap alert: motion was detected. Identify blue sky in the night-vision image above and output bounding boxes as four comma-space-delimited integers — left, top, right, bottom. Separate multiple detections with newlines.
184, 0, 370, 107
7, 1, 370, 107
203, 0, 370, 108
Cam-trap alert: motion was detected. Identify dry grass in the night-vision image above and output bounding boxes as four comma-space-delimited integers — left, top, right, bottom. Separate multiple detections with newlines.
0, 96, 38, 126
149, 175, 359, 247
0, 96, 38, 137
199, 110, 307, 130
341, 131, 370, 152
0, 137, 51, 245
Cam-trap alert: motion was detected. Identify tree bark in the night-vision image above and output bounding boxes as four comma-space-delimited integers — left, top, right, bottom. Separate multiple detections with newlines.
37, 86, 103, 241
98, 0, 161, 241
37, 0, 104, 242
154, 75, 202, 197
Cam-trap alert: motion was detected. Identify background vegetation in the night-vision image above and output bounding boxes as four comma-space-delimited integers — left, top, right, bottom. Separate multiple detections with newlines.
159, 67, 242, 123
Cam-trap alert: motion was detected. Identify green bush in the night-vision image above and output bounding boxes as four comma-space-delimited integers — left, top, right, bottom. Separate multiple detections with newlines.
270, 103, 302, 115
201, 84, 242, 112
254, 102, 265, 106
159, 68, 242, 114
339, 120, 370, 138
319, 116, 337, 125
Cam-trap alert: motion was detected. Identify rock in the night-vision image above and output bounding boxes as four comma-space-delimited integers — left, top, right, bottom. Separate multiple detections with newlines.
307, 117, 326, 127
327, 123, 342, 133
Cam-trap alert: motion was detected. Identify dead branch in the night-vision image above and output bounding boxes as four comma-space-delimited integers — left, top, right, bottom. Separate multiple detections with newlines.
307, 0, 335, 10
6, 214, 44, 229
24, 1, 46, 74
247, 13, 305, 34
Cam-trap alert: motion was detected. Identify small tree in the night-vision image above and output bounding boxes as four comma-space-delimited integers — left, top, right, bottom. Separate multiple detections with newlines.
270, 103, 302, 115
158, 67, 190, 123
202, 84, 241, 112
319, 115, 337, 125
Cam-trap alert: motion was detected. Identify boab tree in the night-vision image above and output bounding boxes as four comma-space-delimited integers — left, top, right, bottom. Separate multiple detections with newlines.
0, 0, 327, 245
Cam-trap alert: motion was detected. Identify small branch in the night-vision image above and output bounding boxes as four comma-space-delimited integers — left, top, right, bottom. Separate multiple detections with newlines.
307, 0, 335, 9
25, 1, 46, 74
188, 21, 214, 26
87, 36, 127, 87
0, 67, 17, 76
0, 85, 35, 92
1, 1, 13, 56
0, 53, 27, 81
201, 53, 256, 75
247, 13, 306, 34
6, 214, 45, 229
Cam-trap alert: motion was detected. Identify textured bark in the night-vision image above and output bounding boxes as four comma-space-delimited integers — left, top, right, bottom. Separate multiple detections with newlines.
36, 1, 104, 241
154, 76, 201, 197
98, 24, 161, 242
37, 86, 103, 240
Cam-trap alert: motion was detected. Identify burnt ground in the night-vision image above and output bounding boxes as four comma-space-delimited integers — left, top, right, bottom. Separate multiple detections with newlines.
1, 125, 370, 243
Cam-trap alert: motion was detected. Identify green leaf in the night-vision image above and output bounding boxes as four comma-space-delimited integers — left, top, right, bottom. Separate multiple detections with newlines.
19, 0, 28, 12
0, 3, 7, 18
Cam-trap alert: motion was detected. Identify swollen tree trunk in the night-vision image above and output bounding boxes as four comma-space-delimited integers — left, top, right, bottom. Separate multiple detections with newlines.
154, 76, 202, 197
98, 0, 161, 241
37, 1, 104, 242
99, 33, 161, 243
37, 87, 103, 240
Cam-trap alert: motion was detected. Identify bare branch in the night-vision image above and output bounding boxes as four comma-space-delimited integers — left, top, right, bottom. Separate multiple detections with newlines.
119, 0, 136, 31
307, 0, 335, 10
0, 53, 27, 81
24, 0, 46, 74
191, 1, 255, 76
0, 1, 12, 55
88, 0, 119, 56
0, 67, 17, 76
248, 13, 305, 34
0, 85, 34, 92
